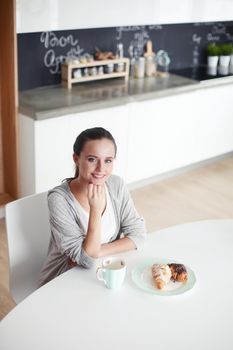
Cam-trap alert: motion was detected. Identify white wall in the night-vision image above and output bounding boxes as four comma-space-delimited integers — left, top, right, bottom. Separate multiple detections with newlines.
16, 0, 233, 34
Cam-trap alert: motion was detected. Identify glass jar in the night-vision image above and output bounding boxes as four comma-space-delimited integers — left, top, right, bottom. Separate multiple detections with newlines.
156, 50, 171, 73
134, 57, 145, 78
145, 56, 156, 77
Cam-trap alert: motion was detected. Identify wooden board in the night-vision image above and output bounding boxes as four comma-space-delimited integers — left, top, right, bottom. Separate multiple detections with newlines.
0, 0, 19, 200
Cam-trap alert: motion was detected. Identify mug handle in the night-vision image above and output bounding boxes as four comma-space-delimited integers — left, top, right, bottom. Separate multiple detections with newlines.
96, 267, 105, 282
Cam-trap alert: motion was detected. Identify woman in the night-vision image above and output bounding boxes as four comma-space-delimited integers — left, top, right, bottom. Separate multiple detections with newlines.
39, 127, 146, 286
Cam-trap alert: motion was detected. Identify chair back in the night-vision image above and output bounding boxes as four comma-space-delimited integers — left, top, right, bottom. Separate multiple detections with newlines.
5, 192, 50, 304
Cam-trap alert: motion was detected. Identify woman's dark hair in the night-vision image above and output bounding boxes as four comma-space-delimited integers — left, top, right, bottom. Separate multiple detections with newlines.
73, 127, 117, 177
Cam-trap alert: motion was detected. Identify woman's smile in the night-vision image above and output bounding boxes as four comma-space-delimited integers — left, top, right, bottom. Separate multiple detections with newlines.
91, 173, 106, 179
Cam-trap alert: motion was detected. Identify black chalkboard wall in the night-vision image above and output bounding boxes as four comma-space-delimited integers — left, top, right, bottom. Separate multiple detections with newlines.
18, 21, 233, 91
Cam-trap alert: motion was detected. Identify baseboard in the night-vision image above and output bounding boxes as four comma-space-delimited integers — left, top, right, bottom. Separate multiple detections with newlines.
128, 151, 233, 191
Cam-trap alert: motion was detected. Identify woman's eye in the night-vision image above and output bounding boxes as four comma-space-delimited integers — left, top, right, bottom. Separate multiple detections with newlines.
88, 157, 97, 163
105, 159, 113, 164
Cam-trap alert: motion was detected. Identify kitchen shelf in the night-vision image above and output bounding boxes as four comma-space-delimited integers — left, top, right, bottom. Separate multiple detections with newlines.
61, 58, 130, 89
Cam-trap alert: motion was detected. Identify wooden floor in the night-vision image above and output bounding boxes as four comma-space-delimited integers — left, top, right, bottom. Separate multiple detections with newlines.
131, 156, 233, 232
1, 156, 233, 319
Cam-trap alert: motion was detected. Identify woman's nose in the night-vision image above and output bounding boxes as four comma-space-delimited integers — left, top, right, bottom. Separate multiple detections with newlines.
96, 160, 104, 172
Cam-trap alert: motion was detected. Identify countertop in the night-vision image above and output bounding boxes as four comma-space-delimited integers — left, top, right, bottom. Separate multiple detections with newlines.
19, 73, 233, 121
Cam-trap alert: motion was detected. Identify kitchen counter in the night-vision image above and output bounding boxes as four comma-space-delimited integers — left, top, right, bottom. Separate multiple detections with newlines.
19, 74, 199, 120
19, 72, 233, 121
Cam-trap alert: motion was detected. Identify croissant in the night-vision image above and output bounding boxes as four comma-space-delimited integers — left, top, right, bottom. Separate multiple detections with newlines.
95, 48, 115, 60
152, 264, 171, 290
168, 263, 188, 282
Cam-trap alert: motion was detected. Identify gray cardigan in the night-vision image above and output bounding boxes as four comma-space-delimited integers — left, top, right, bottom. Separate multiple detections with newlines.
38, 175, 146, 286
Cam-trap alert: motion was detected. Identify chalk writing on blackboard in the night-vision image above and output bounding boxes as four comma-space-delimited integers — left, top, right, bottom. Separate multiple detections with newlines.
116, 25, 163, 41
116, 26, 146, 40
192, 34, 202, 45
40, 32, 84, 74
212, 24, 226, 35
206, 23, 233, 42
131, 30, 150, 56
206, 33, 220, 41
148, 25, 163, 30
192, 34, 202, 66
115, 26, 150, 56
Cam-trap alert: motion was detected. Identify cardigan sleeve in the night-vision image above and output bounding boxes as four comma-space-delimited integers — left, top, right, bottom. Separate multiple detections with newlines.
48, 192, 95, 269
118, 178, 147, 249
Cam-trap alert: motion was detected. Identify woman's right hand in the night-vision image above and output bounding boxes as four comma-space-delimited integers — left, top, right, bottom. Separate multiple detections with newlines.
88, 184, 106, 215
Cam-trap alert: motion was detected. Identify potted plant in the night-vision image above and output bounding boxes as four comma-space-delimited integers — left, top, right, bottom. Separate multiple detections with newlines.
206, 43, 220, 69
219, 43, 233, 75
229, 44, 233, 74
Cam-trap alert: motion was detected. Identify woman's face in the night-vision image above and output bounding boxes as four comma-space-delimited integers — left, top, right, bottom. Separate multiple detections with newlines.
74, 138, 116, 185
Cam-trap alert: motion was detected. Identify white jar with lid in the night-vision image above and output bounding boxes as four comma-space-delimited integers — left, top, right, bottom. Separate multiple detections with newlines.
134, 57, 145, 78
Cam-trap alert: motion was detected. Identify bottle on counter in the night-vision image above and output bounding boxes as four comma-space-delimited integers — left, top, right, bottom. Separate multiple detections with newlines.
128, 45, 135, 78
116, 43, 124, 58
144, 40, 156, 77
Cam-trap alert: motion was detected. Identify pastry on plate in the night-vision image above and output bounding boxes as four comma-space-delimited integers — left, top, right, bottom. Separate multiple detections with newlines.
168, 263, 188, 282
152, 264, 171, 289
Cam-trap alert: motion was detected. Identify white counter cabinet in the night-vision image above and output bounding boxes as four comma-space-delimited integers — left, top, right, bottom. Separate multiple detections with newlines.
195, 85, 233, 161
19, 83, 233, 196
126, 91, 198, 183
126, 84, 233, 183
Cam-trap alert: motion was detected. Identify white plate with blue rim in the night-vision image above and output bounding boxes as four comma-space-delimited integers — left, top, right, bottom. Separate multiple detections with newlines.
131, 258, 196, 296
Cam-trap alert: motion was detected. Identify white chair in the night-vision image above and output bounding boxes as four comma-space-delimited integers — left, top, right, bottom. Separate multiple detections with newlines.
5, 192, 50, 304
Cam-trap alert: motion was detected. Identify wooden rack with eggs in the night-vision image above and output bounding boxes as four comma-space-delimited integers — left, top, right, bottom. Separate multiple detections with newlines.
61, 57, 130, 89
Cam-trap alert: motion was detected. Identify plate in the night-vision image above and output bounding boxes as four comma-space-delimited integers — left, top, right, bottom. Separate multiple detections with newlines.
131, 258, 196, 296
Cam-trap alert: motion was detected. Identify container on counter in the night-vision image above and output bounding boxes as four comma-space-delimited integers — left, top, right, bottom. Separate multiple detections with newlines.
115, 62, 124, 73
86, 54, 94, 62
144, 41, 156, 77
66, 57, 76, 64
156, 50, 171, 73
104, 63, 114, 74
134, 57, 145, 78
79, 55, 87, 64
72, 58, 80, 65
89, 67, 97, 76
83, 68, 89, 77
129, 58, 136, 78
97, 66, 104, 75
73, 69, 82, 78
128, 45, 135, 78
116, 43, 124, 58
145, 56, 156, 77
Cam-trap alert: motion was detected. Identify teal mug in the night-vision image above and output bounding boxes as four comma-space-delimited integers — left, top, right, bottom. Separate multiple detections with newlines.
96, 257, 126, 289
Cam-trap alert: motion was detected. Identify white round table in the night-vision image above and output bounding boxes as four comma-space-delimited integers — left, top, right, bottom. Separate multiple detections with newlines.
1, 220, 233, 350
